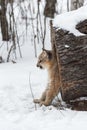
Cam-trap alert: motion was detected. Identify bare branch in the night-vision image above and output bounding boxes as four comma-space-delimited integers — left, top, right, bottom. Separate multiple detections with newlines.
29, 72, 37, 110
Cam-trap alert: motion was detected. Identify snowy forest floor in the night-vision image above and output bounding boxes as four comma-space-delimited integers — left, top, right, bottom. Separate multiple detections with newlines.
0, 1, 87, 129
0, 42, 87, 130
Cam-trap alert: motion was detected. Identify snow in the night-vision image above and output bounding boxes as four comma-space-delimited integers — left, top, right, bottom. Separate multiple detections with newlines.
0, 1, 87, 130
0, 55, 87, 130
53, 5, 87, 36
0, 56, 86, 129
0, 34, 87, 130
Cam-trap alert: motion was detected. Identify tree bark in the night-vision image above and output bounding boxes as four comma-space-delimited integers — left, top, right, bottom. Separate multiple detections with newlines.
44, 0, 57, 18
76, 19, 87, 34
51, 19, 87, 103
0, 0, 9, 41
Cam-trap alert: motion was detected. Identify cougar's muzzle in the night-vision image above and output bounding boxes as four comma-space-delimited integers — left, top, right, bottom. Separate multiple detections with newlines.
36, 63, 43, 69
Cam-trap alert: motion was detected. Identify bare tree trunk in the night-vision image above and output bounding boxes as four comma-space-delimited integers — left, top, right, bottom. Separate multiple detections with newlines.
67, 0, 70, 12
0, 0, 9, 41
44, 0, 57, 18
70, 0, 84, 10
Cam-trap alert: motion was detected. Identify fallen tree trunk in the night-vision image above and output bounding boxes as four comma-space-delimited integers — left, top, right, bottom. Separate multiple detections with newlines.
51, 19, 87, 109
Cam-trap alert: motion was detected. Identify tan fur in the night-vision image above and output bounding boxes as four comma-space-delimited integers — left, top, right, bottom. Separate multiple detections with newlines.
33, 49, 60, 106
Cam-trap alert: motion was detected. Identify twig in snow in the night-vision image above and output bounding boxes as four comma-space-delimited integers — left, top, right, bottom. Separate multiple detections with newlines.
29, 72, 37, 110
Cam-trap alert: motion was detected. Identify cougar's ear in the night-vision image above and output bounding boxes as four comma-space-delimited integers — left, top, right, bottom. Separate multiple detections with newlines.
42, 48, 49, 53
42, 48, 48, 57
42, 48, 52, 59
42, 48, 46, 51
42, 48, 47, 55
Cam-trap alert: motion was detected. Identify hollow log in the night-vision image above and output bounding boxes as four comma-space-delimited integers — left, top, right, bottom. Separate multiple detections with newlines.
51, 20, 87, 105
76, 19, 87, 34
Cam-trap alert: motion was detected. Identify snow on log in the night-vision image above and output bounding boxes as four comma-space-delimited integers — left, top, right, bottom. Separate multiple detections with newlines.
51, 6, 87, 104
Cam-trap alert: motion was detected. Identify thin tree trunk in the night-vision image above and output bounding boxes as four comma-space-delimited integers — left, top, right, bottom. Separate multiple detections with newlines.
0, 0, 9, 41
44, 0, 57, 18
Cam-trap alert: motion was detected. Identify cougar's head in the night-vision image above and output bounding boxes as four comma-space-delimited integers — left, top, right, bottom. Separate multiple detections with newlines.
36, 49, 52, 69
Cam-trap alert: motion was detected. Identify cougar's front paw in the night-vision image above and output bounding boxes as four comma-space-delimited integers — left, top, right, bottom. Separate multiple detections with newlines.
40, 101, 50, 106
33, 99, 41, 104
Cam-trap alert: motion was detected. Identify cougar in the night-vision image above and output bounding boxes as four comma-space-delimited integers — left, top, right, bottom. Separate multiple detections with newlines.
33, 49, 60, 106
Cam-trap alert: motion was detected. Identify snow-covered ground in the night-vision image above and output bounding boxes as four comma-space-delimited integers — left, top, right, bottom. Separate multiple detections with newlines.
0, 1, 87, 130
0, 39, 87, 130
